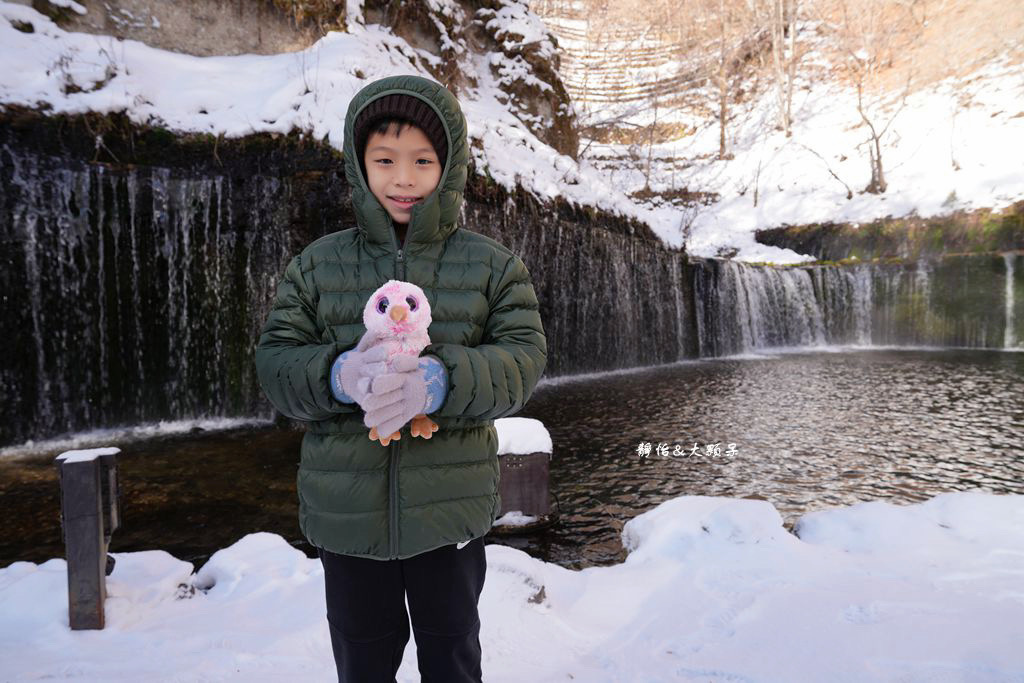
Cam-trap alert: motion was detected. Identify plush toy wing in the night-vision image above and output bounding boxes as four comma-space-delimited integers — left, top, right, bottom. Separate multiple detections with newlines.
355, 327, 385, 353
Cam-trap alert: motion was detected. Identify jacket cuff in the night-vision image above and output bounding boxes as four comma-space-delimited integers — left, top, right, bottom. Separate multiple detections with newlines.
330, 350, 356, 403
420, 354, 448, 415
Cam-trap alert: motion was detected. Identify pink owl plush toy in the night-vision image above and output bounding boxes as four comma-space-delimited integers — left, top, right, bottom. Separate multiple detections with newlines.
356, 280, 439, 446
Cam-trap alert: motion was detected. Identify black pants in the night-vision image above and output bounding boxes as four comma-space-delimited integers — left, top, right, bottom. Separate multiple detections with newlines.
318, 537, 487, 683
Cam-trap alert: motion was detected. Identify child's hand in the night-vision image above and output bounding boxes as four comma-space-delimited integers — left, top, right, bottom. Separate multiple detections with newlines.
335, 344, 388, 407
362, 356, 428, 444
334, 329, 408, 411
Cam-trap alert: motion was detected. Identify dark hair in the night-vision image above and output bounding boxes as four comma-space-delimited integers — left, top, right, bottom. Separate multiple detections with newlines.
368, 118, 419, 140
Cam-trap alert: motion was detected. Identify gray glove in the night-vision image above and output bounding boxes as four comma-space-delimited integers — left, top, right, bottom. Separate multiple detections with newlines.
335, 331, 404, 409
362, 354, 428, 438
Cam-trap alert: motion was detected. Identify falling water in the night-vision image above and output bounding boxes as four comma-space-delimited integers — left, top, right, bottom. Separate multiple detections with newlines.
1006, 252, 1018, 349
0, 144, 301, 446
692, 253, 1018, 354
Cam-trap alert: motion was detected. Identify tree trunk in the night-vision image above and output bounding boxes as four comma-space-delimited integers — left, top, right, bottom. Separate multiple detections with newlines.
718, 0, 728, 159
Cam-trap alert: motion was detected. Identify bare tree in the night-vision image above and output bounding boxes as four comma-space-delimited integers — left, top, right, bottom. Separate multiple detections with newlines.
812, 0, 927, 193
686, 0, 762, 160
766, 0, 800, 136
712, 0, 734, 159
644, 83, 660, 191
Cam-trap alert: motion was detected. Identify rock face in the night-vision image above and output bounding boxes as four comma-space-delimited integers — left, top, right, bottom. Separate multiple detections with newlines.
7, 0, 323, 56
360, 0, 578, 159
755, 207, 1024, 262
468, 0, 579, 158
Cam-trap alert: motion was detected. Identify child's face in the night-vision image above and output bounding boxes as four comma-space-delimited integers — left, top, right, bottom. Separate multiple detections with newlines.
363, 123, 443, 226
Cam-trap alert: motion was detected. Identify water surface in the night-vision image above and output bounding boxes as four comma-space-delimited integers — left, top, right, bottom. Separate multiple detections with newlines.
3, 347, 1021, 570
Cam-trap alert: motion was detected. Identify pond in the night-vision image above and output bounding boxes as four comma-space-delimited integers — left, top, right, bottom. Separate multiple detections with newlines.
2, 347, 1022, 571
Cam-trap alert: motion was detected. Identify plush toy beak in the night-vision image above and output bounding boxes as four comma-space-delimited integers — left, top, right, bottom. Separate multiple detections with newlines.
390, 305, 408, 323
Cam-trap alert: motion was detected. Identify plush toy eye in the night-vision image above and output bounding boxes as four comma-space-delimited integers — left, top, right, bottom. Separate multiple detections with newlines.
406, 295, 418, 311
376, 296, 389, 314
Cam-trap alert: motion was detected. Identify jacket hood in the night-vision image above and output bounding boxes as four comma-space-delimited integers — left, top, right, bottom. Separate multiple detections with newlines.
343, 75, 469, 248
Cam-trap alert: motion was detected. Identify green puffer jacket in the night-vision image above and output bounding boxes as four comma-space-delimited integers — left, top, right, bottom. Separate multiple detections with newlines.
254, 75, 547, 560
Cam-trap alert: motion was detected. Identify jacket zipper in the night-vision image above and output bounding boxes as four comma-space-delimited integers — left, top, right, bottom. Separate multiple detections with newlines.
388, 217, 407, 558
389, 440, 399, 558
389, 216, 408, 280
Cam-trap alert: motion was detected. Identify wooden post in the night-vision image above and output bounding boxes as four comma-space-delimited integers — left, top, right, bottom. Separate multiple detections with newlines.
54, 447, 121, 630
498, 452, 551, 516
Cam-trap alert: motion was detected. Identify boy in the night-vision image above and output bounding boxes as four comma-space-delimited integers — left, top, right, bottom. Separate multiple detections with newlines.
254, 75, 547, 683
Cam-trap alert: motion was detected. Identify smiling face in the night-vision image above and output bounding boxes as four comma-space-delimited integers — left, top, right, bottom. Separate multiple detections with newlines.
363, 123, 443, 226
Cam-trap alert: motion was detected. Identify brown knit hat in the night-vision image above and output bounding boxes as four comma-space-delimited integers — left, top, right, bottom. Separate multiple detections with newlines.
353, 94, 449, 182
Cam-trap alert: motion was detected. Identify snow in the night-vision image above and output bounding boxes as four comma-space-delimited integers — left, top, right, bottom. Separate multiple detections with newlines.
545, 8, 1024, 263
0, 1, 802, 264
493, 509, 540, 526
0, 416, 275, 460
478, 0, 557, 60
54, 446, 120, 463
495, 416, 552, 456
6, 3, 1018, 266
46, 0, 85, 15
620, 55, 1024, 264
2, 490, 1022, 681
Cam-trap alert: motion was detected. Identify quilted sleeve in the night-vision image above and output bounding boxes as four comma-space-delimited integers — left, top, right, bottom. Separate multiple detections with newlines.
254, 253, 358, 422
422, 253, 547, 420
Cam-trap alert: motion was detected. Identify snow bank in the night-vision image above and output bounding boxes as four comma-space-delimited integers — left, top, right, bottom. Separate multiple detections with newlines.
2, 490, 1022, 681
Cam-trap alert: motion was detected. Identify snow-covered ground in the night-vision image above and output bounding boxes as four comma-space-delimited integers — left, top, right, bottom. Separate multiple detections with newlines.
2, 490, 1022, 682
585, 53, 1024, 264
543, 5, 1024, 263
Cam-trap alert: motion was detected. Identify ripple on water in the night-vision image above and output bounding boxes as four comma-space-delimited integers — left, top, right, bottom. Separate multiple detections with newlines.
1, 348, 1022, 569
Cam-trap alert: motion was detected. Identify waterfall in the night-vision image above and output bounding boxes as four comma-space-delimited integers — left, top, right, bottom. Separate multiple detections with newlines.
696, 259, 866, 354
851, 265, 873, 345
1006, 252, 1018, 349
2, 114, 1020, 446
3, 126, 704, 445
693, 253, 1019, 355
915, 258, 932, 346
1, 144, 299, 446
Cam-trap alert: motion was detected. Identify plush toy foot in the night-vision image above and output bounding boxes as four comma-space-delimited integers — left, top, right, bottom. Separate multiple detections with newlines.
369, 426, 402, 446
410, 414, 438, 439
